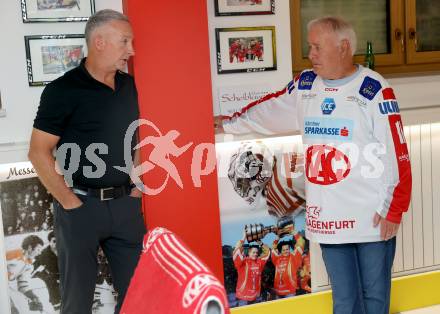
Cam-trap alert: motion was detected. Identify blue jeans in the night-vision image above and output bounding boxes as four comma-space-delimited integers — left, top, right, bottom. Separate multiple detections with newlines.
320, 238, 396, 314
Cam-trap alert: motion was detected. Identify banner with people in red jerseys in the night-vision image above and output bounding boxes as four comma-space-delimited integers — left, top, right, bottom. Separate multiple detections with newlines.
216, 136, 311, 308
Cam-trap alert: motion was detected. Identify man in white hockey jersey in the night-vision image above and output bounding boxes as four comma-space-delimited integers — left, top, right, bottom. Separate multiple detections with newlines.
215, 16, 412, 314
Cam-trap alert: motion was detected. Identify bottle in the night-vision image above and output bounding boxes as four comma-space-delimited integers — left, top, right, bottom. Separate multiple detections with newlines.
364, 41, 375, 70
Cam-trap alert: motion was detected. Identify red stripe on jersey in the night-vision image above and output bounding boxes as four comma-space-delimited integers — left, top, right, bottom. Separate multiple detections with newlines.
168, 234, 208, 272
222, 88, 287, 121
153, 242, 187, 282
159, 237, 194, 275
151, 247, 183, 285
283, 153, 294, 190
282, 152, 304, 204
386, 114, 412, 223
294, 74, 300, 82
272, 162, 299, 210
266, 189, 284, 216
267, 203, 283, 217
382, 87, 396, 100
267, 187, 286, 217
266, 159, 305, 218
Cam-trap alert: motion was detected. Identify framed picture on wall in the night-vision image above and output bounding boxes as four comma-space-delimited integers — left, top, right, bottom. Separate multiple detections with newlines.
21, 0, 95, 23
215, 26, 277, 74
214, 0, 275, 16
25, 34, 87, 86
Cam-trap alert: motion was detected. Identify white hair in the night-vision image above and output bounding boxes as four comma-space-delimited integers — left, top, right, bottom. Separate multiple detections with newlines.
307, 16, 357, 56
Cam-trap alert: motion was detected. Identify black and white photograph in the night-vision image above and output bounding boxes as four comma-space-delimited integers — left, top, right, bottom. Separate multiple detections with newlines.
25, 35, 87, 86
21, 0, 95, 23
0, 162, 116, 313
214, 0, 275, 16
216, 27, 277, 74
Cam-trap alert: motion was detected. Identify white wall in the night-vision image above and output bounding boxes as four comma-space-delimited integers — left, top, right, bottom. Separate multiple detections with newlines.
390, 75, 440, 126
207, 0, 293, 116
0, 0, 123, 162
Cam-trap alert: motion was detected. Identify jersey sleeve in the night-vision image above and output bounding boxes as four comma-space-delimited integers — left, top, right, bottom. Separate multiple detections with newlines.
371, 81, 412, 224
33, 83, 74, 136
223, 80, 299, 135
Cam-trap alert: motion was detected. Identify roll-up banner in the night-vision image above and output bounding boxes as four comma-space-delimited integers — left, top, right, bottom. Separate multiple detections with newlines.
0, 162, 115, 314
216, 136, 311, 308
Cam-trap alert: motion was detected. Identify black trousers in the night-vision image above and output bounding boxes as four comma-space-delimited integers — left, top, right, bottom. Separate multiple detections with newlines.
54, 194, 146, 314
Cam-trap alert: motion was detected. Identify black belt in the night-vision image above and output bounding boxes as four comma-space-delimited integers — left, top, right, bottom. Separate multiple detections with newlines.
72, 184, 131, 201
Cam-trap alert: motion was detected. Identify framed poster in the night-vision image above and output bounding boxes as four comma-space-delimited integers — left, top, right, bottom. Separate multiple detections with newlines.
21, 0, 95, 23
214, 0, 275, 16
24, 34, 87, 86
0, 161, 116, 313
215, 27, 277, 74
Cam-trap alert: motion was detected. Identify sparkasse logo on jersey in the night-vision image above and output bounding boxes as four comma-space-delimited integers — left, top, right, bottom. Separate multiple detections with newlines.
304, 118, 354, 142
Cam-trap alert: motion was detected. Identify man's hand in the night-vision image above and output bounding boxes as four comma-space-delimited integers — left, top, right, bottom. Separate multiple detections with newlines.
373, 212, 400, 241
214, 116, 225, 134
61, 195, 83, 210
29, 128, 82, 211
129, 186, 143, 198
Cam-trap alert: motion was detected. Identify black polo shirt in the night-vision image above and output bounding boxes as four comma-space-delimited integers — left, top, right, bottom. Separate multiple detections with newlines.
34, 58, 139, 188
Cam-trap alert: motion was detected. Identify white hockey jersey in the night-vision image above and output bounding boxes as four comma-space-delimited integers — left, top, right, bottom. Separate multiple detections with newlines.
223, 66, 412, 244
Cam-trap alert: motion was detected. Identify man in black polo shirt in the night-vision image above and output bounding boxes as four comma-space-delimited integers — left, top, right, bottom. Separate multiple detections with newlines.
28, 9, 146, 314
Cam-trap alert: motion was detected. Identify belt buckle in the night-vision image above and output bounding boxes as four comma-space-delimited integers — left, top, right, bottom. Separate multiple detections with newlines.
100, 187, 114, 201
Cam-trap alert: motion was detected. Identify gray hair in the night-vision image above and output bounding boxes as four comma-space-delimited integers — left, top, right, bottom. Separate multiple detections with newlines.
85, 9, 130, 44
307, 16, 357, 56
